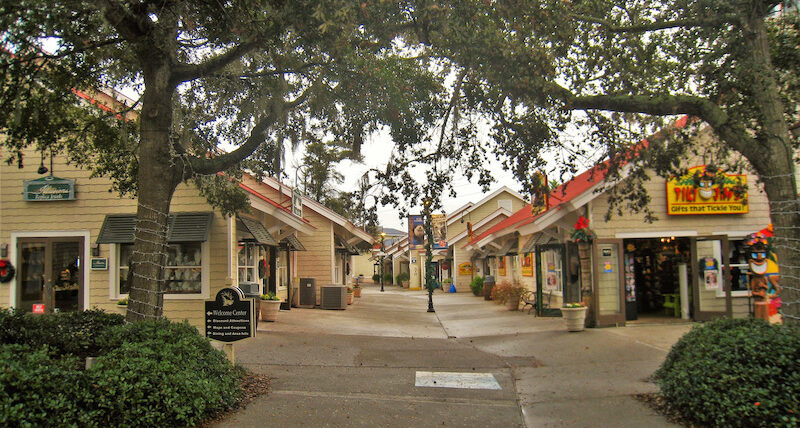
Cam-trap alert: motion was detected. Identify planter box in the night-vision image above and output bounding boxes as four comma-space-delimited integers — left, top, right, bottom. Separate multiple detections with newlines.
260, 300, 281, 322
347, 293, 353, 305
353, 288, 362, 298
562, 307, 588, 332
507, 297, 520, 311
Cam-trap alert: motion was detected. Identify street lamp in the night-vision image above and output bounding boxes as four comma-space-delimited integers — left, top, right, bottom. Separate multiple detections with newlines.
423, 198, 435, 313
380, 231, 386, 292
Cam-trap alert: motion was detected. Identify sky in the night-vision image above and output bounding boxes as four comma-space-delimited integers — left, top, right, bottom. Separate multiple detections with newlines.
282, 127, 524, 232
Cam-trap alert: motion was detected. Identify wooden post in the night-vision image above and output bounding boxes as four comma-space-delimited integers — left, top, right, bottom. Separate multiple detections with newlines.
223, 343, 235, 365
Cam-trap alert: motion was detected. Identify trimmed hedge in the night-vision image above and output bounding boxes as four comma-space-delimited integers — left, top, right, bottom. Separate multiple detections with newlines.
469, 276, 484, 296
655, 318, 800, 427
0, 310, 242, 427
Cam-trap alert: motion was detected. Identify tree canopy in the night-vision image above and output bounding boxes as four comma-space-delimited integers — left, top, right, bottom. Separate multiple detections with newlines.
0, 0, 446, 320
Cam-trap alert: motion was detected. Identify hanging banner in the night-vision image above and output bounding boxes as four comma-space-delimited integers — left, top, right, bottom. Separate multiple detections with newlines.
409, 215, 424, 249
432, 214, 447, 249
531, 170, 549, 215
409, 214, 448, 249
458, 262, 473, 275
498, 256, 506, 276
666, 165, 748, 215
521, 253, 533, 277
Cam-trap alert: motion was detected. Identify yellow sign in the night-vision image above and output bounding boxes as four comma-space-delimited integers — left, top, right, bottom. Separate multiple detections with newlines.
498, 256, 506, 276
521, 253, 533, 277
458, 262, 473, 275
666, 165, 748, 215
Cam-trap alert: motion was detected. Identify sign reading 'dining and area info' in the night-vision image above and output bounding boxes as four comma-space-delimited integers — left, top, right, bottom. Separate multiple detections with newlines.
205, 287, 256, 342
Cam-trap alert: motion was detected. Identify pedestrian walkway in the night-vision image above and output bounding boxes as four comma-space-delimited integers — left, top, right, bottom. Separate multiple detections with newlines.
217, 284, 692, 427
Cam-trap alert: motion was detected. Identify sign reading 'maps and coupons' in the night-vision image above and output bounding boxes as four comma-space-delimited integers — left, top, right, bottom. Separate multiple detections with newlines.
666, 166, 748, 215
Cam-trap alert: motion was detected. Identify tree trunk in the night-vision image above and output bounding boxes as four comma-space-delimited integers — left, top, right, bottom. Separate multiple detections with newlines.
125, 68, 182, 322
738, 10, 800, 326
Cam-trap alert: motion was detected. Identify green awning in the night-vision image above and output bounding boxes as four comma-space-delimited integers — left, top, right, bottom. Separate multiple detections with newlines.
280, 234, 306, 251
238, 217, 278, 246
97, 212, 213, 244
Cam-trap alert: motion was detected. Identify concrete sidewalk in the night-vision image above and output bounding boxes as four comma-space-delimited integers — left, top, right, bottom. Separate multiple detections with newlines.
217, 285, 692, 427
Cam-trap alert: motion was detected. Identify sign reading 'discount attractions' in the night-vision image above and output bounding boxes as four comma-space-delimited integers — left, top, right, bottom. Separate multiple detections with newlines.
205, 287, 256, 342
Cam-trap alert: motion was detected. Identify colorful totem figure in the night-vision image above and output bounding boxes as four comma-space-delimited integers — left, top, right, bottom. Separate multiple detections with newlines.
747, 226, 782, 324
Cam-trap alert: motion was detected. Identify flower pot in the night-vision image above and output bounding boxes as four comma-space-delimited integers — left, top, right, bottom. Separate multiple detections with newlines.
115, 305, 127, 316
562, 307, 588, 332
260, 300, 281, 322
507, 296, 520, 311
353, 288, 362, 298
347, 293, 353, 305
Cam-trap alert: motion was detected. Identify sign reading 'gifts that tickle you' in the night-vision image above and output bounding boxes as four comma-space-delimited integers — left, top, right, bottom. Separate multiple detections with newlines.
666, 165, 748, 215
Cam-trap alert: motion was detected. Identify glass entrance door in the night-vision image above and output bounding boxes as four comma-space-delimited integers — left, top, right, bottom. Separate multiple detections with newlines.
691, 236, 732, 321
17, 238, 84, 313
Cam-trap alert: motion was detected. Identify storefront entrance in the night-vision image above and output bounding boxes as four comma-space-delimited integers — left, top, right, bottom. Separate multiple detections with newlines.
594, 235, 734, 326
622, 238, 691, 321
16, 237, 84, 313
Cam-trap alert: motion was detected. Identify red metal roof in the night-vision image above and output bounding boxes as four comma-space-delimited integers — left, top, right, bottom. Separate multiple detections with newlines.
465, 116, 690, 247
238, 182, 315, 227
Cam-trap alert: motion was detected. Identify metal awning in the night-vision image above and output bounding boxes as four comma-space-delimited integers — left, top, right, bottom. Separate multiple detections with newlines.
280, 234, 306, 251
97, 212, 213, 244
493, 238, 517, 256
520, 233, 556, 253
335, 235, 360, 255
238, 217, 278, 246
470, 247, 489, 260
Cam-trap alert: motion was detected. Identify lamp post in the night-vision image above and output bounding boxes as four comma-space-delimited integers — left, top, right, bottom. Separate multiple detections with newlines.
423, 198, 435, 313
380, 231, 386, 292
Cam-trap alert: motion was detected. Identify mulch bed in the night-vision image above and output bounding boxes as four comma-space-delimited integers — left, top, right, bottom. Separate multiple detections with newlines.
202, 371, 272, 426
634, 392, 705, 427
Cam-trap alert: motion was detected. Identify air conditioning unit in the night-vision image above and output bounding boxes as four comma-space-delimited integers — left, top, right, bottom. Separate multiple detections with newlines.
320, 285, 347, 310
298, 278, 316, 308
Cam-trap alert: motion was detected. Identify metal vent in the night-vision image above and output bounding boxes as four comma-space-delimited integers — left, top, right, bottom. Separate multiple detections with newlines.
320, 285, 346, 310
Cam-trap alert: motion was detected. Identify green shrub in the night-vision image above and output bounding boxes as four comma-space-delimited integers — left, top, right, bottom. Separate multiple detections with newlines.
0, 308, 125, 359
372, 273, 381, 282
90, 320, 242, 427
655, 318, 800, 427
469, 276, 484, 296
0, 344, 97, 427
0, 313, 242, 427
383, 272, 393, 283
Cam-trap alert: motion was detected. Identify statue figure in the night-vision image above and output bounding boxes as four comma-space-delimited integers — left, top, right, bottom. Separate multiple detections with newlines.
747, 230, 782, 324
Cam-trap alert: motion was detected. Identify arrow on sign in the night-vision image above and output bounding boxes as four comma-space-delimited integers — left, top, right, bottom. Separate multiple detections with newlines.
206, 311, 212, 316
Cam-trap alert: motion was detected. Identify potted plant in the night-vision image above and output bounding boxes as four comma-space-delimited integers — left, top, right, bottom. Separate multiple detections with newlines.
116, 297, 129, 315
396, 272, 410, 288
491, 281, 526, 310
562, 302, 588, 331
442, 278, 454, 293
469, 276, 484, 296
346, 287, 354, 305
353, 284, 362, 298
372, 273, 381, 284
260, 292, 281, 322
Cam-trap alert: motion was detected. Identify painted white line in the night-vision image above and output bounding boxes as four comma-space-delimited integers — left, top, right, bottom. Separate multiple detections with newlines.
415, 371, 502, 390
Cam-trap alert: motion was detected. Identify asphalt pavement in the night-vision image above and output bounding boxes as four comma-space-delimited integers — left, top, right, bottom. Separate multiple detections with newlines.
214, 284, 692, 427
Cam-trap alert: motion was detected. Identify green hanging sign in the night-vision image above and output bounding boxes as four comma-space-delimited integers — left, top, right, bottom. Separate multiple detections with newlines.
23, 176, 76, 201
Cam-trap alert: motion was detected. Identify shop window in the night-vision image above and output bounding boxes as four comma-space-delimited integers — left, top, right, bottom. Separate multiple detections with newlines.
543, 249, 563, 294
726, 239, 751, 297
277, 250, 289, 288
118, 242, 204, 295
237, 244, 258, 283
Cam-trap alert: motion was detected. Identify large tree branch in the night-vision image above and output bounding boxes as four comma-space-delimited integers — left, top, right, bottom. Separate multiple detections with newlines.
95, 0, 152, 41
570, 13, 738, 33
170, 41, 259, 85
568, 93, 755, 161
187, 89, 311, 175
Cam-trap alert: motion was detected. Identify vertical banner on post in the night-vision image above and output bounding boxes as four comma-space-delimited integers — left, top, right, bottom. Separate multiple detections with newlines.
408, 215, 424, 249
431, 214, 447, 249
